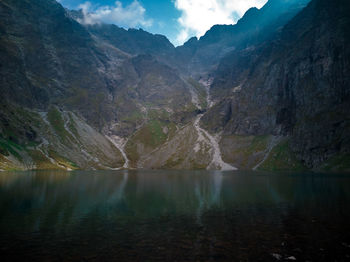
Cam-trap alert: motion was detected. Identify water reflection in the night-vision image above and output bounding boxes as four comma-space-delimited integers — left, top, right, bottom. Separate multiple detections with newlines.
0, 170, 349, 261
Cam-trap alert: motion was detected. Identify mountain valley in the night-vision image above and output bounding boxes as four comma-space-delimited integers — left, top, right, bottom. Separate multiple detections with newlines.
0, 0, 349, 172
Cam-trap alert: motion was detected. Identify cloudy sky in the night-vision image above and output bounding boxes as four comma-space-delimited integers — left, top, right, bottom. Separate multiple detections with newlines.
58, 0, 267, 46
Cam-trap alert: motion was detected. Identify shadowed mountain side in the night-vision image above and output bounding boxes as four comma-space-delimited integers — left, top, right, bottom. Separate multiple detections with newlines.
201, 0, 350, 170
0, 0, 348, 171
172, 0, 311, 75
0, 0, 195, 170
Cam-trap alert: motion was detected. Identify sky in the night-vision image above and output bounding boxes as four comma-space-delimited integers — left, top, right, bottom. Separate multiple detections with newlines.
57, 0, 268, 46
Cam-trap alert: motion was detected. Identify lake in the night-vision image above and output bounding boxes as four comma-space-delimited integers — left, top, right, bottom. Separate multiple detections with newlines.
0, 170, 349, 261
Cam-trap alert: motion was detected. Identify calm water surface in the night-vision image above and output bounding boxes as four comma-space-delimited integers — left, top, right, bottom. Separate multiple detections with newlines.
0, 170, 349, 261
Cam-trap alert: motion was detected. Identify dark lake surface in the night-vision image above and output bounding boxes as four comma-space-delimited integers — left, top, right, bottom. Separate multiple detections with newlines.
0, 170, 349, 261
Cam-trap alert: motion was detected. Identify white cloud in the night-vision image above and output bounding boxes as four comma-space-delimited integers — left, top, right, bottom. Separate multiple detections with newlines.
78, 1, 152, 28
174, 0, 268, 45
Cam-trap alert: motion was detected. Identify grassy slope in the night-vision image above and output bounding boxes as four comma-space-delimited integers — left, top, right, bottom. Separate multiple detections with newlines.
220, 135, 270, 169
258, 139, 307, 171
0, 105, 124, 171
125, 117, 177, 167
1, 105, 348, 171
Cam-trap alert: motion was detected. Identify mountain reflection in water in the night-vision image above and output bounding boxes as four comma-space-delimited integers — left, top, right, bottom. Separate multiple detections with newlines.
0, 170, 349, 261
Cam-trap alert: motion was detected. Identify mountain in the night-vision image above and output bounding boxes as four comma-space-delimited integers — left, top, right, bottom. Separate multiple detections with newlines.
172, 0, 311, 75
0, 0, 348, 171
201, 0, 350, 170
0, 0, 194, 170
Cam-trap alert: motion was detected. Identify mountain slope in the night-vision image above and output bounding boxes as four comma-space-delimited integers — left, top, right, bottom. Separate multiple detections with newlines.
0, 0, 196, 170
0, 0, 348, 171
201, 0, 350, 171
172, 0, 311, 75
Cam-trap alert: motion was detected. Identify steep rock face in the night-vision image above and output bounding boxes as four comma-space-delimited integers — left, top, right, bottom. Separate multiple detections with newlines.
202, 0, 350, 169
0, 0, 126, 128
0, 0, 195, 170
173, 0, 310, 75
0, 0, 348, 171
87, 24, 175, 59
106, 54, 194, 138
0, 0, 193, 132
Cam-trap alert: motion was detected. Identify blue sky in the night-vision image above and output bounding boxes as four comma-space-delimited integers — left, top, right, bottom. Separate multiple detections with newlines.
58, 0, 267, 46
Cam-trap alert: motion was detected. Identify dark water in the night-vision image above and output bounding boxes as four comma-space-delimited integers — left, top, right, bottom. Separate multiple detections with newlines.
0, 170, 350, 261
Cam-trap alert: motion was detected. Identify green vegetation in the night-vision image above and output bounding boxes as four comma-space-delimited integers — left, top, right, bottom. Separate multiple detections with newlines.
145, 120, 168, 147
248, 136, 270, 154
48, 149, 79, 170
128, 120, 167, 149
0, 103, 41, 147
126, 119, 177, 166
0, 138, 23, 160
0, 103, 124, 171
163, 156, 184, 169
68, 113, 80, 139
259, 139, 307, 171
241, 135, 270, 167
220, 135, 270, 169
47, 107, 65, 136
0, 154, 19, 171
47, 107, 73, 143
148, 109, 170, 121
120, 110, 144, 122
27, 150, 59, 170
